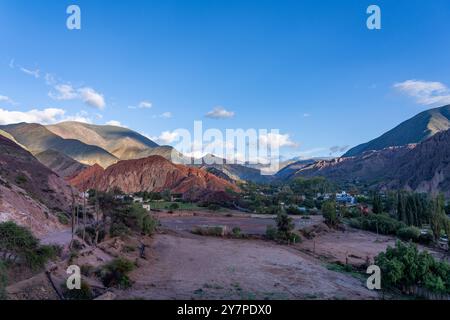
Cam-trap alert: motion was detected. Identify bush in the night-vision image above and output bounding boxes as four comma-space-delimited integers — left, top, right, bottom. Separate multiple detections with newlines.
397, 226, 421, 242
265, 225, 277, 240
208, 204, 221, 211
0, 222, 58, 270
351, 214, 406, 236
192, 226, 226, 237
375, 241, 450, 294
97, 258, 135, 289
168, 203, 179, 211
15, 174, 27, 185
286, 206, 303, 215
418, 231, 434, 245
57, 213, 69, 225
62, 281, 93, 300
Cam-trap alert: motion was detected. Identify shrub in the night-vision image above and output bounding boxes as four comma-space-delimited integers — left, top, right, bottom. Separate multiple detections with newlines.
57, 213, 69, 225
80, 264, 95, 277
375, 241, 450, 294
110, 222, 130, 237
169, 203, 179, 211
15, 174, 27, 185
418, 231, 434, 245
265, 225, 277, 240
352, 214, 406, 236
62, 281, 93, 300
286, 206, 303, 215
208, 204, 221, 211
231, 227, 242, 238
192, 226, 226, 237
0, 221, 58, 270
97, 258, 135, 289
397, 226, 421, 242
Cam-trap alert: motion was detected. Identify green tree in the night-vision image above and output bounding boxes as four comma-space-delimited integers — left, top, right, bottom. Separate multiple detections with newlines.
430, 194, 446, 241
372, 193, 383, 214
322, 200, 339, 226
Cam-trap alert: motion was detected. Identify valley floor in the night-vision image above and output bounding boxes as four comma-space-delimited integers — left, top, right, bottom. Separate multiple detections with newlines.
117, 231, 378, 300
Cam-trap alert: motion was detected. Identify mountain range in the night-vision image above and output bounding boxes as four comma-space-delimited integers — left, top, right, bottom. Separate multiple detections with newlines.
344, 105, 450, 157
291, 105, 450, 196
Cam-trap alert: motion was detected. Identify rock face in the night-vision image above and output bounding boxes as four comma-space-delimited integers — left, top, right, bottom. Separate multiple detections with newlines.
0, 135, 74, 236
68, 155, 239, 198
344, 104, 450, 157
294, 129, 450, 197
385, 129, 450, 195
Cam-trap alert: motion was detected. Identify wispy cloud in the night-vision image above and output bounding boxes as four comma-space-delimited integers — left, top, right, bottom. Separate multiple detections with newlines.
49, 84, 78, 101
20, 66, 40, 78
128, 101, 153, 109
205, 106, 235, 119
394, 80, 450, 106
0, 95, 15, 105
152, 111, 172, 119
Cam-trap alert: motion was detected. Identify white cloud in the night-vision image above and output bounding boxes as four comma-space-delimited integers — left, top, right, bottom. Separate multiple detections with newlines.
106, 120, 126, 127
259, 133, 298, 148
129, 101, 153, 109
152, 112, 172, 119
394, 80, 450, 106
0, 108, 65, 125
0, 95, 15, 105
78, 87, 106, 109
49, 84, 78, 101
139, 101, 152, 109
205, 107, 235, 119
0, 107, 95, 125
150, 131, 179, 144
20, 67, 40, 78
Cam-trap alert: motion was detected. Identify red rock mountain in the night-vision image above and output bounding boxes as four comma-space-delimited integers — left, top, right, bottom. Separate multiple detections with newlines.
68, 155, 239, 198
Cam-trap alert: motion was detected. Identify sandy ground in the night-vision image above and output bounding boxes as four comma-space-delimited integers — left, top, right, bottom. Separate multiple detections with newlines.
117, 231, 378, 300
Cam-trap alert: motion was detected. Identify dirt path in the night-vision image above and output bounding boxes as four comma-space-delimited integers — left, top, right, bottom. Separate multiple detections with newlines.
118, 232, 378, 300
40, 228, 72, 246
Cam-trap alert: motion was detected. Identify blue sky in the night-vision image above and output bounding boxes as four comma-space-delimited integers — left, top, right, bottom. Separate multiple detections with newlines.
1, 0, 450, 160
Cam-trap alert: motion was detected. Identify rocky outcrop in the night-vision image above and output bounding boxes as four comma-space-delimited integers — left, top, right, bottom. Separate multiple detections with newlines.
0, 135, 75, 236
68, 155, 239, 199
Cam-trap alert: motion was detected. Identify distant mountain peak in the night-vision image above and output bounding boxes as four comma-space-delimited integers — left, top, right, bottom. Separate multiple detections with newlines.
344, 104, 450, 157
